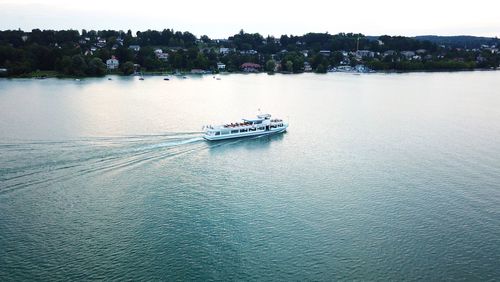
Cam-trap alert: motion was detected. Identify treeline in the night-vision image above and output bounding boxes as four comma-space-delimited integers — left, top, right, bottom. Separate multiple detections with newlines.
0, 29, 201, 77
0, 29, 197, 49
0, 45, 108, 76
0, 28, 499, 77
366, 46, 499, 71
366, 60, 476, 71
415, 35, 500, 49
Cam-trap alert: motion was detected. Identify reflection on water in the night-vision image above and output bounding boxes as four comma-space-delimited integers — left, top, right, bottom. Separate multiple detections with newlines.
208, 131, 286, 152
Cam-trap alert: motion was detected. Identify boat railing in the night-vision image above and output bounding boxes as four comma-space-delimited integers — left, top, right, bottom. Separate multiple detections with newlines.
204, 118, 284, 132
223, 122, 253, 128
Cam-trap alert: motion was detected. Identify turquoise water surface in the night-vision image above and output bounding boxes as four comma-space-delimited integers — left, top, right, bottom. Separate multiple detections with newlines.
1, 72, 499, 280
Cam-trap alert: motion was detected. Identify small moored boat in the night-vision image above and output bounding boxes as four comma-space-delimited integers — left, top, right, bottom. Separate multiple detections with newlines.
203, 113, 288, 141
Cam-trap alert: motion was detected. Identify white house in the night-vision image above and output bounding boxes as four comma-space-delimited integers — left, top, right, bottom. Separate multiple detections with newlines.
215, 39, 230, 44
400, 51, 416, 59
157, 53, 169, 61
217, 62, 226, 70
239, 50, 258, 55
96, 38, 106, 48
319, 50, 331, 56
383, 50, 396, 57
129, 45, 141, 52
106, 57, 119, 70
219, 47, 234, 55
304, 62, 312, 72
355, 50, 375, 59
153, 49, 168, 61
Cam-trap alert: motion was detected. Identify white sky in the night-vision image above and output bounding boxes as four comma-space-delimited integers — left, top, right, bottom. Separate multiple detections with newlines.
1, 0, 499, 38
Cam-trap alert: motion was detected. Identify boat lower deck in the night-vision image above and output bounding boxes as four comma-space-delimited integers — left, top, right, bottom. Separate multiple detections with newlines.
203, 126, 287, 141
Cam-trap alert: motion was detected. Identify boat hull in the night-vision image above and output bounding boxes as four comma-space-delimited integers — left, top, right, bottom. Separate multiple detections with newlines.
203, 126, 287, 141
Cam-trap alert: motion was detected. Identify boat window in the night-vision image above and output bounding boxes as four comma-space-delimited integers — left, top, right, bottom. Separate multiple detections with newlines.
258, 127, 264, 130
249, 128, 256, 131
231, 130, 239, 134
271, 125, 277, 128
240, 129, 248, 133
215, 131, 220, 136
221, 131, 229, 135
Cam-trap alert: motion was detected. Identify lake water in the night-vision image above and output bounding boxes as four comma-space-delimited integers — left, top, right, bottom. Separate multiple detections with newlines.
1, 72, 499, 280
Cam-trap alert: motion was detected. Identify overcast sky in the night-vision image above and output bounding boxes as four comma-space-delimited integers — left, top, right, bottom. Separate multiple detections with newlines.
1, 0, 499, 38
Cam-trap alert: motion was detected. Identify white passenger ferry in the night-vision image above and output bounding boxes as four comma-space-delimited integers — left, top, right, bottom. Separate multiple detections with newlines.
203, 113, 288, 141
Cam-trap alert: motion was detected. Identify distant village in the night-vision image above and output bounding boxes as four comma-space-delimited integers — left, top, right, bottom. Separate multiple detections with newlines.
0, 29, 499, 77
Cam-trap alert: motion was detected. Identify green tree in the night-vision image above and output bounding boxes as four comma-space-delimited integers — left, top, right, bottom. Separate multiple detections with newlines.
315, 63, 327, 73
193, 53, 209, 69
94, 48, 110, 62
200, 35, 211, 43
136, 46, 160, 70
114, 46, 134, 62
70, 54, 87, 76
121, 61, 135, 75
87, 57, 106, 76
265, 60, 276, 72
56, 55, 72, 74
5, 60, 32, 75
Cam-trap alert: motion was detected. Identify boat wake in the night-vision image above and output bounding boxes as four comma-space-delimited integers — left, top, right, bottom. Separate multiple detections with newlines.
0, 132, 206, 195
133, 136, 204, 151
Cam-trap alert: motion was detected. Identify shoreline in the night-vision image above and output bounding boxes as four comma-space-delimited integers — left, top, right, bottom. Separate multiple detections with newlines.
1, 67, 499, 79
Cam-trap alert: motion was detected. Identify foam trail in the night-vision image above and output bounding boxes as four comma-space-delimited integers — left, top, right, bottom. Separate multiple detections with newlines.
133, 137, 204, 152
0, 133, 208, 195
